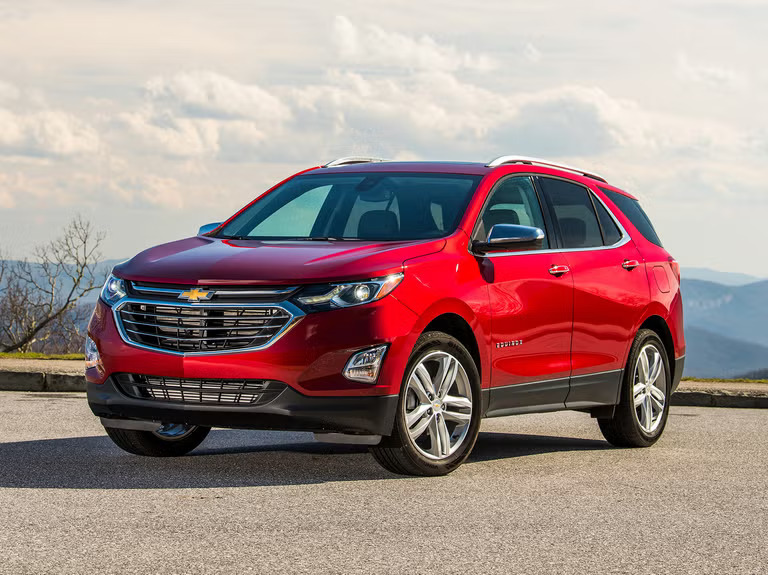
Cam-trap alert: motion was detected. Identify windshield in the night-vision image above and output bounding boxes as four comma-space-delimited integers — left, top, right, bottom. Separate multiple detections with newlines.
217, 172, 482, 241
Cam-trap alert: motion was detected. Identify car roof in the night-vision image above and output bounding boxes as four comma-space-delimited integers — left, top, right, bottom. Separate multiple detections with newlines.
302, 159, 638, 200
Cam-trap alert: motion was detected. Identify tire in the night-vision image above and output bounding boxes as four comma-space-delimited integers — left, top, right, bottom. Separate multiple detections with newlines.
370, 331, 482, 476
104, 424, 211, 457
598, 329, 671, 448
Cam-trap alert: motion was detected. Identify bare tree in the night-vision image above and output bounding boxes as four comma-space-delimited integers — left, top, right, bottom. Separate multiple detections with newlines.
0, 216, 106, 353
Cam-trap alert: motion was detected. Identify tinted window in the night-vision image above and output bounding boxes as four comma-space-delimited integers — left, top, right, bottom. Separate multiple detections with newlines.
218, 173, 481, 241
593, 197, 622, 245
600, 187, 663, 247
538, 177, 602, 249
476, 176, 548, 248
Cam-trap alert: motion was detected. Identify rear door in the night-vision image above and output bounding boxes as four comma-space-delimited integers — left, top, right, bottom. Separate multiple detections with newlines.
473, 175, 574, 415
536, 176, 650, 409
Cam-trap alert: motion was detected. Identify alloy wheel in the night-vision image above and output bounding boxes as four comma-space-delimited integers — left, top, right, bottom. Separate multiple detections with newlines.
632, 343, 667, 434
403, 351, 473, 460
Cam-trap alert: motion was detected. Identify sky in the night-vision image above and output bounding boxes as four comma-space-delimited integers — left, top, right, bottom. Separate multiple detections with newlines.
0, 0, 766, 275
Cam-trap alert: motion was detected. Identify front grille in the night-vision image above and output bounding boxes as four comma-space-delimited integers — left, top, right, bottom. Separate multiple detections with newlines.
114, 374, 286, 405
116, 302, 293, 353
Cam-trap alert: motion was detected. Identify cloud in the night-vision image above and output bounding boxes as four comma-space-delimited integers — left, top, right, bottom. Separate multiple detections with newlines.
333, 15, 495, 72
0, 173, 18, 208
676, 53, 747, 91
523, 42, 542, 63
0, 107, 100, 157
145, 70, 291, 123
120, 71, 290, 159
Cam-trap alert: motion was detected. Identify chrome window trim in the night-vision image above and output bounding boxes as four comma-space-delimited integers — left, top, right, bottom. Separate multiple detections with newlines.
112, 298, 305, 357
468, 173, 632, 259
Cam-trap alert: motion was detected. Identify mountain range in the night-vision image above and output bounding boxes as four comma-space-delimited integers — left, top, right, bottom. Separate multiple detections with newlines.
681, 274, 768, 378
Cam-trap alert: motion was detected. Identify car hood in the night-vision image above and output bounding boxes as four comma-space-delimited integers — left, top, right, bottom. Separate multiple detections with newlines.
114, 236, 446, 285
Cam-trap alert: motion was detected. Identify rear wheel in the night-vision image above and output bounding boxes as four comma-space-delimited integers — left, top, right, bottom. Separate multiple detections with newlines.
104, 423, 210, 457
598, 329, 670, 447
370, 332, 481, 476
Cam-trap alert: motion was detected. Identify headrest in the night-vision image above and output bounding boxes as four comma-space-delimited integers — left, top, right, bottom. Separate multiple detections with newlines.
358, 210, 399, 239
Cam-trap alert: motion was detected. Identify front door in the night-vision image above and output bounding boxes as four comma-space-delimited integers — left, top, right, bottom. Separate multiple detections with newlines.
473, 175, 574, 416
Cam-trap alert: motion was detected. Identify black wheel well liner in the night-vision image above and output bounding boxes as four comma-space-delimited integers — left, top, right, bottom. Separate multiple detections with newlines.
423, 313, 481, 380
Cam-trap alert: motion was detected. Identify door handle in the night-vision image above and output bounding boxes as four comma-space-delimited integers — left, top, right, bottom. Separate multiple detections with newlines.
549, 264, 570, 277
622, 259, 641, 271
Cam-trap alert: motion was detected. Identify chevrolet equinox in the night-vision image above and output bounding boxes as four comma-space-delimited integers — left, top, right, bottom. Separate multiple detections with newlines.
86, 155, 685, 476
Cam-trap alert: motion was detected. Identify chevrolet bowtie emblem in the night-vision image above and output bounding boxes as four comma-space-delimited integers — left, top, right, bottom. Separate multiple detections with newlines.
178, 288, 213, 302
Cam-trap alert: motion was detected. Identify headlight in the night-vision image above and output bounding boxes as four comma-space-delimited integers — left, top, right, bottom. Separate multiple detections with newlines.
296, 273, 404, 311
100, 274, 127, 306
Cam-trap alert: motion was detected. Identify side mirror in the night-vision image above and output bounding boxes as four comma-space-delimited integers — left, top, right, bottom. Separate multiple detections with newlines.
473, 224, 545, 254
198, 222, 222, 236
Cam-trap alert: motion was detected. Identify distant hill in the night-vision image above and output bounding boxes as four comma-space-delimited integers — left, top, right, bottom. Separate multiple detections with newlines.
682, 267, 764, 286
684, 326, 768, 379
682, 278, 768, 348
735, 369, 768, 380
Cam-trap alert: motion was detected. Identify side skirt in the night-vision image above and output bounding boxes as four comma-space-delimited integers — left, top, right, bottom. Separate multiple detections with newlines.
482, 369, 623, 419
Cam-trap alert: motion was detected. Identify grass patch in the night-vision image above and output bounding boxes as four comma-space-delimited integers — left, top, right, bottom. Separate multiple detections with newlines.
0, 352, 84, 360
681, 376, 768, 384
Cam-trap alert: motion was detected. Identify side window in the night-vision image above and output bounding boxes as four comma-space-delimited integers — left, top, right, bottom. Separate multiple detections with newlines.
600, 187, 663, 247
593, 197, 622, 245
249, 185, 332, 237
477, 176, 549, 248
538, 177, 603, 249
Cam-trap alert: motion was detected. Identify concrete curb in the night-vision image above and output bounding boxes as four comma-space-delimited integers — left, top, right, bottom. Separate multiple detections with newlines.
0, 371, 85, 392
671, 390, 768, 409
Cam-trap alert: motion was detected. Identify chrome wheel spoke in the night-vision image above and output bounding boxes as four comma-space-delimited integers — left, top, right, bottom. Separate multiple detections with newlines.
410, 371, 431, 403
443, 410, 471, 424
648, 351, 662, 385
650, 385, 665, 404
443, 394, 472, 410
638, 350, 650, 384
650, 393, 664, 411
643, 395, 653, 430
406, 404, 430, 428
435, 356, 458, 399
415, 364, 436, 398
409, 412, 432, 440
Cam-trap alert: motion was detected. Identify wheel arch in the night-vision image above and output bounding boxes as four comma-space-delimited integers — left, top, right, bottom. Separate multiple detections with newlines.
637, 315, 676, 383
407, 298, 490, 390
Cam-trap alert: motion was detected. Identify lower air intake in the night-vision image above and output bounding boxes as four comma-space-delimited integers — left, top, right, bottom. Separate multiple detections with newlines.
114, 374, 286, 406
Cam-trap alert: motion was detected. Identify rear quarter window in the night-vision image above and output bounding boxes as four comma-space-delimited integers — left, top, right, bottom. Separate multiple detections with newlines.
600, 187, 663, 247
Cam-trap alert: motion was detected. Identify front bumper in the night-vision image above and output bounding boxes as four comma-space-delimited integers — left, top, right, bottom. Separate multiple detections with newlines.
89, 376, 399, 435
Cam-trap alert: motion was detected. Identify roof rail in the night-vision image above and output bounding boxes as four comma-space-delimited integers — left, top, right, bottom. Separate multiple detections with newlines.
486, 155, 606, 183
323, 156, 391, 168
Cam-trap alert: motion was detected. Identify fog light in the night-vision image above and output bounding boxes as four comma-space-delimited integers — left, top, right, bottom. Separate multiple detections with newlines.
85, 335, 102, 371
343, 345, 388, 384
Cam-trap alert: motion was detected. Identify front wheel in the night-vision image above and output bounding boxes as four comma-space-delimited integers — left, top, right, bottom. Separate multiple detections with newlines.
370, 332, 482, 476
104, 423, 211, 457
598, 329, 671, 447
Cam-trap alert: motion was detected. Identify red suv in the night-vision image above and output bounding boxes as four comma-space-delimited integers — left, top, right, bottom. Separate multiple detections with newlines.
86, 156, 685, 476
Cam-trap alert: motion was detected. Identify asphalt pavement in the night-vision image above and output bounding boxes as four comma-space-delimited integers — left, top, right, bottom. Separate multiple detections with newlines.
0, 391, 766, 575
